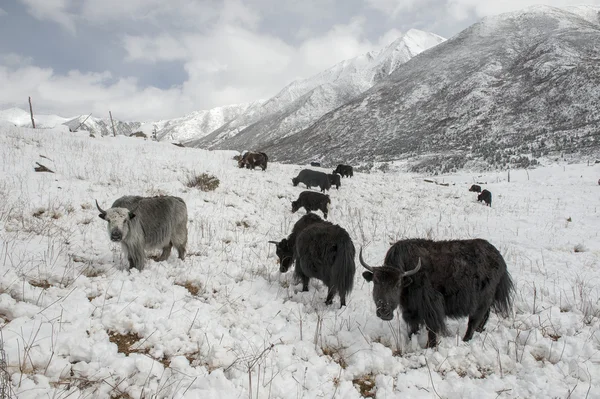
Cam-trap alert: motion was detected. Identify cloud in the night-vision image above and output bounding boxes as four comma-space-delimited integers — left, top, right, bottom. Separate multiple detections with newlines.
365, 0, 421, 16
447, 0, 600, 20
18, 0, 77, 34
1, 53, 34, 68
0, 7, 7, 16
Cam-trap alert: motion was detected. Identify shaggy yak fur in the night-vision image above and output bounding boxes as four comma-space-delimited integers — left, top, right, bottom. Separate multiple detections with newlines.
333, 164, 353, 178
238, 151, 269, 171
291, 191, 331, 219
269, 213, 355, 307
469, 184, 482, 193
327, 173, 341, 189
478, 189, 492, 207
360, 238, 514, 348
292, 169, 331, 192
96, 195, 188, 271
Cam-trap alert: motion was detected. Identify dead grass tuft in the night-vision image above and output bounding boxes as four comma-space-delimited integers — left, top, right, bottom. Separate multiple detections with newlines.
353, 374, 376, 397
176, 281, 202, 296
29, 279, 51, 289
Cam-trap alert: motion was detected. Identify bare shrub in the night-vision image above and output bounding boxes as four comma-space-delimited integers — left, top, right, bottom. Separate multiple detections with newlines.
185, 173, 220, 192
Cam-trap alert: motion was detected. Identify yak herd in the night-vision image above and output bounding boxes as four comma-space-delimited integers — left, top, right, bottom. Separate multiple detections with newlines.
96, 150, 513, 349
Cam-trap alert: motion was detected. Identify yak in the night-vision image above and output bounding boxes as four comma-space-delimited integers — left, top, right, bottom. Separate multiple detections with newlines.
238, 151, 268, 171
310, 161, 321, 167
478, 189, 492, 207
291, 191, 331, 219
292, 169, 331, 192
269, 213, 355, 308
360, 238, 513, 348
469, 184, 482, 193
96, 195, 188, 271
333, 164, 353, 178
327, 173, 341, 190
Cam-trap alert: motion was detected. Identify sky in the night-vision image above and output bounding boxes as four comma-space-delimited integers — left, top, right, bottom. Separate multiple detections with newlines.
0, 0, 597, 122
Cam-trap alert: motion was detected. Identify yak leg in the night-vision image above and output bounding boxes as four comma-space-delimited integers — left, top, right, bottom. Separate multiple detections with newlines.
176, 243, 186, 260
157, 242, 173, 261
464, 305, 491, 341
475, 309, 491, 333
402, 310, 421, 339
426, 328, 438, 348
325, 286, 338, 306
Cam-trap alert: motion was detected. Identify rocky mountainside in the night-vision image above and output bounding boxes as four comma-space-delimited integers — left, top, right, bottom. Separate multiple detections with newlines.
259, 5, 600, 172
150, 101, 264, 142
63, 115, 142, 137
186, 29, 445, 150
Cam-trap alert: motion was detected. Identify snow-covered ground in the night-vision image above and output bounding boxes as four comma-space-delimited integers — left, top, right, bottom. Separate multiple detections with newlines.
0, 125, 599, 398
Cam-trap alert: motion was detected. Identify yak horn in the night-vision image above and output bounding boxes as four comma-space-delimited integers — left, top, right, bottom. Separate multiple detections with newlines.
402, 258, 422, 277
359, 247, 374, 272
268, 240, 279, 245
95, 199, 106, 215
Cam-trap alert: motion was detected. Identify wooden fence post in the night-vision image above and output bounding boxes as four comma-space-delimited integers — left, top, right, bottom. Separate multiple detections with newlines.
109, 111, 116, 137
28, 97, 36, 128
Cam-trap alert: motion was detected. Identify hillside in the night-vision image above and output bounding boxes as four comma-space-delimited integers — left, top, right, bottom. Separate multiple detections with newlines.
259, 6, 600, 171
1, 124, 599, 398
187, 29, 445, 151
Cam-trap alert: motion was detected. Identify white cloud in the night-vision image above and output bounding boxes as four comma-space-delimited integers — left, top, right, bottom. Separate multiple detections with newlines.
1, 53, 34, 68
18, 0, 77, 34
366, 0, 421, 16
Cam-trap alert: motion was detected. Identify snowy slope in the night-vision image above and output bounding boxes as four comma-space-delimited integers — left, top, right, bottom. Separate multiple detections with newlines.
1, 124, 599, 398
151, 101, 264, 143
187, 29, 445, 150
261, 6, 600, 170
0, 107, 71, 129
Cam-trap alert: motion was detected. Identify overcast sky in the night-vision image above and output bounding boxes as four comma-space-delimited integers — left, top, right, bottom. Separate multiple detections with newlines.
0, 0, 595, 121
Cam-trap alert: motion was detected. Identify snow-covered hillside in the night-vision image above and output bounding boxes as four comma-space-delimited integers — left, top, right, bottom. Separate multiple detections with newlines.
151, 101, 264, 143
0, 108, 70, 130
258, 5, 600, 169
187, 29, 445, 150
1, 125, 599, 398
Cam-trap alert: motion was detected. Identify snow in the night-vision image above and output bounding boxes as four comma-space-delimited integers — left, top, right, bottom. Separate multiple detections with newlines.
1, 124, 600, 398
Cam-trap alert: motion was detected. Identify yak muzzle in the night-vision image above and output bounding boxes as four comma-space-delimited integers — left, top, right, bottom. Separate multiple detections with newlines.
110, 231, 123, 242
376, 309, 394, 321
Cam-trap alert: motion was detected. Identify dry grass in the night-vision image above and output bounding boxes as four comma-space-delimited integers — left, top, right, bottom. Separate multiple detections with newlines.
176, 281, 202, 296
185, 173, 220, 192
108, 331, 142, 355
29, 279, 51, 289
353, 374, 376, 397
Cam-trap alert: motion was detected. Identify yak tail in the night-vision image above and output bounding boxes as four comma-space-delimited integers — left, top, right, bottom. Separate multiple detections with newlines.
331, 236, 356, 299
492, 271, 514, 318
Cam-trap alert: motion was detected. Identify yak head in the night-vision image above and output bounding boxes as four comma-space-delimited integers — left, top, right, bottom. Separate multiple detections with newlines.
360, 248, 422, 321
96, 200, 135, 243
268, 238, 293, 272
291, 177, 299, 187
291, 200, 300, 214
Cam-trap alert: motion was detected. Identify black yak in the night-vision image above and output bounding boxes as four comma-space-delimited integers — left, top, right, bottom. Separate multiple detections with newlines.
292, 191, 331, 219
333, 164, 353, 178
238, 151, 268, 171
292, 169, 331, 192
310, 161, 321, 167
469, 184, 482, 193
478, 189, 492, 207
327, 173, 341, 189
269, 214, 355, 308
96, 196, 188, 271
360, 238, 513, 348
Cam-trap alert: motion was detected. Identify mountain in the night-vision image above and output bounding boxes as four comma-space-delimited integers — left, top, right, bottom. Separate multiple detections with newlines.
0, 107, 70, 129
258, 5, 600, 171
186, 29, 445, 150
62, 115, 142, 137
148, 101, 263, 142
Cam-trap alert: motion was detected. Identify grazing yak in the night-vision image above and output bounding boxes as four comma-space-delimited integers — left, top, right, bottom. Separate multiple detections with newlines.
310, 161, 321, 167
333, 164, 353, 178
360, 238, 513, 348
469, 184, 482, 193
292, 169, 331, 192
96, 195, 188, 271
238, 151, 268, 171
478, 189, 492, 207
269, 214, 355, 307
291, 191, 331, 219
327, 173, 341, 190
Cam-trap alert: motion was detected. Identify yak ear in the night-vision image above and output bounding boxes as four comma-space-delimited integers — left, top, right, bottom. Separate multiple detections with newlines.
362, 271, 374, 282
400, 277, 413, 288
129, 212, 136, 220
98, 213, 106, 220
